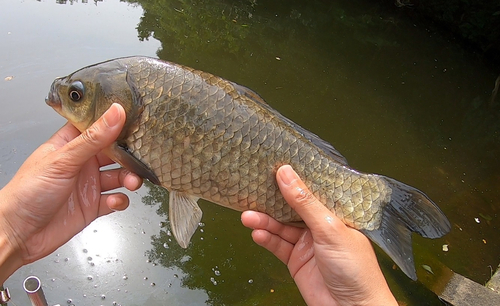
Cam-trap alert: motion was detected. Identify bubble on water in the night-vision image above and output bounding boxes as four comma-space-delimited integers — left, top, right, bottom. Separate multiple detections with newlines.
198, 222, 205, 227
101, 294, 106, 300
64, 257, 69, 262
113, 302, 118, 306
180, 255, 191, 263
214, 270, 221, 276
146, 259, 151, 263
144, 277, 148, 280
67, 299, 73, 304
167, 230, 172, 236
163, 242, 169, 249
83, 294, 87, 298
173, 274, 178, 278
89, 262, 95, 266
83, 249, 88, 253
200, 237, 204, 241
150, 282, 156, 287
200, 229, 204, 233
210, 277, 217, 285
87, 256, 93, 261
248, 279, 253, 284
93, 229, 98, 233
123, 275, 128, 280
51, 278, 56, 282
87, 275, 93, 280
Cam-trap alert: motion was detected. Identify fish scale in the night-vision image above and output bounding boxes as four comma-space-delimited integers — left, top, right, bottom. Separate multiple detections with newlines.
125, 58, 385, 225
46, 56, 451, 280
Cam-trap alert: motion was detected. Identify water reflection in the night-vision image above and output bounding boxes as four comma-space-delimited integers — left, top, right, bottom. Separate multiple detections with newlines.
54, 0, 99, 4
142, 182, 303, 305
125, 0, 499, 304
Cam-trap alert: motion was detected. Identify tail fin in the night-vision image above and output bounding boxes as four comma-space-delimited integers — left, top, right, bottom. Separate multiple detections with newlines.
362, 176, 451, 280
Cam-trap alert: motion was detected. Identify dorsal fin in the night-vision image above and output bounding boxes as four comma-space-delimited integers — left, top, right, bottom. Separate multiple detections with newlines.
231, 82, 349, 166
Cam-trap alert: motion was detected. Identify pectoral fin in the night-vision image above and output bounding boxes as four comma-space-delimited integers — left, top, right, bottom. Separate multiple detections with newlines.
169, 191, 202, 248
103, 143, 160, 185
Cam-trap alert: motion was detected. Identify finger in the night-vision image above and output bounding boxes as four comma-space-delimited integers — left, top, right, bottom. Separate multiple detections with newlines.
60, 103, 126, 170
251, 229, 295, 265
241, 211, 304, 245
123, 171, 143, 191
276, 165, 347, 235
32, 123, 81, 158
97, 193, 130, 217
100, 168, 143, 192
51, 122, 82, 145
96, 152, 116, 167
287, 230, 316, 278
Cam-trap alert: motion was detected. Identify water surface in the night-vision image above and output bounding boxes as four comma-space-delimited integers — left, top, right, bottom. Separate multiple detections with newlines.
1, 0, 499, 305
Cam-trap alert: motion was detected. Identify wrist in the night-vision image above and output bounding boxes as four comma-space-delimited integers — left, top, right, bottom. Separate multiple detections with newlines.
0, 231, 23, 284
0, 188, 24, 284
367, 283, 398, 306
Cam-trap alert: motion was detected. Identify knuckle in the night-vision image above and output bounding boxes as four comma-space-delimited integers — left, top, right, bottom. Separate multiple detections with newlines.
118, 169, 131, 184
81, 125, 101, 145
293, 187, 316, 206
117, 168, 127, 179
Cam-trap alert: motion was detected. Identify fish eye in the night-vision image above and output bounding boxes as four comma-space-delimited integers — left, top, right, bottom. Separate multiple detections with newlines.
68, 81, 85, 102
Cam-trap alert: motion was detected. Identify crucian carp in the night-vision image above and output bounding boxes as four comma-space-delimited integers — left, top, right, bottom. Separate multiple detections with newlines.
46, 56, 451, 280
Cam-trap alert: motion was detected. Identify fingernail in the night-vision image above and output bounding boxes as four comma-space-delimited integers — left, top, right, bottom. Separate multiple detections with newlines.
103, 103, 121, 128
278, 165, 299, 186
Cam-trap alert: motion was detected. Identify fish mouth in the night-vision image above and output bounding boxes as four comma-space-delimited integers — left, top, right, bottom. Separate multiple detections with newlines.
45, 78, 63, 112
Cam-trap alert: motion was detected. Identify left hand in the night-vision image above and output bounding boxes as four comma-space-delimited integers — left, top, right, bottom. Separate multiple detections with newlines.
0, 103, 142, 283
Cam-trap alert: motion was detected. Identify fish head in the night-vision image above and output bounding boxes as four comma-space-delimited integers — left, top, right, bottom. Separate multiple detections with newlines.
45, 58, 139, 139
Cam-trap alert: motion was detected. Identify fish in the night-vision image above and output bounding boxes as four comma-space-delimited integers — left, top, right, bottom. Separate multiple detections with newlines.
46, 56, 451, 280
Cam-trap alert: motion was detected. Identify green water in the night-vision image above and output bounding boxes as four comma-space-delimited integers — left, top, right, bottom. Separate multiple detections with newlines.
1, 0, 499, 305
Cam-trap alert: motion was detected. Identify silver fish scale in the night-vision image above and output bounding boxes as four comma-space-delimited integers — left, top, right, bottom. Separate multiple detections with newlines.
124, 58, 389, 230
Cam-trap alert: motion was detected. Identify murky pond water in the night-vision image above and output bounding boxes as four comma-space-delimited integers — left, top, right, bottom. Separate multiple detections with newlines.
1, 0, 499, 305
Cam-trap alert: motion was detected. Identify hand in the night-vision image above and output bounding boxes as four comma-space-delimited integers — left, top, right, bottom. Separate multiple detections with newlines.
0, 103, 142, 283
241, 165, 398, 306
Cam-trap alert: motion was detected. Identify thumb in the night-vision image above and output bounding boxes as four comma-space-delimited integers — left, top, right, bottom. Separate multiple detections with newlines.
61, 103, 126, 168
276, 165, 345, 234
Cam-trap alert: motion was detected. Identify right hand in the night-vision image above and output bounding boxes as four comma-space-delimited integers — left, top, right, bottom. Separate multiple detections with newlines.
241, 165, 398, 306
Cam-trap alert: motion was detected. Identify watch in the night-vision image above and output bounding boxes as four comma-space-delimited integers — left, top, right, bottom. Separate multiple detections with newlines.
0, 284, 10, 305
